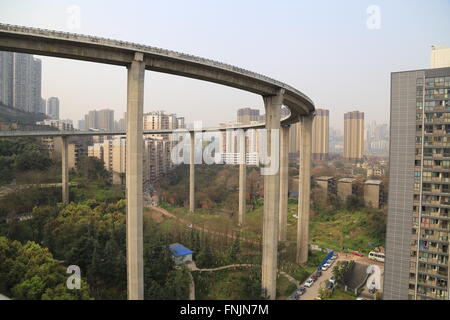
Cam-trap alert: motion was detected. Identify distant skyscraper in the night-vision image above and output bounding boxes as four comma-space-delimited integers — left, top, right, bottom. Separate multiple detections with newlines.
384, 66, 450, 300
431, 45, 450, 69
78, 119, 86, 131
85, 110, 98, 130
39, 97, 46, 114
12, 53, 42, 113
0, 51, 14, 107
312, 109, 329, 161
47, 97, 59, 120
30, 56, 42, 114
118, 112, 127, 131
343, 111, 364, 161
0, 51, 42, 113
366, 121, 389, 155
97, 109, 114, 131
237, 107, 260, 124
83, 109, 114, 131
329, 127, 343, 154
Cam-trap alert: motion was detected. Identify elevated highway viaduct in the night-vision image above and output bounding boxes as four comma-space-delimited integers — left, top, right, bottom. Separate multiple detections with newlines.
0, 23, 315, 300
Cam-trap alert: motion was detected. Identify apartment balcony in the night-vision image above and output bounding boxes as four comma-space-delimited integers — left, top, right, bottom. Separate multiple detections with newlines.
420, 233, 441, 241
418, 279, 438, 287
417, 268, 448, 278
421, 211, 442, 218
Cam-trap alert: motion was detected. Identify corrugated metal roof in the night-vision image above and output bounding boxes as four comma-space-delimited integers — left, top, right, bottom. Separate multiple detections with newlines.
169, 243, 193, 257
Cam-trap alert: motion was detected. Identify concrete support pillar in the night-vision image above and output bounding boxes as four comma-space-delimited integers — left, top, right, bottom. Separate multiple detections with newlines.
126, 52, 145, 300
261, 88, 284, 300
61, 136, 69, 204
189, 131, 195, 212
238, 129, 246, 226
278, 125, 289, 242
296, 115, 313, 265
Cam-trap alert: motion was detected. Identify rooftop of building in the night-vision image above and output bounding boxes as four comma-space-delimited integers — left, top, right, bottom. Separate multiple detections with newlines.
365, 179, 383, 185
338, 178, 356, 183
315, 176, 335, 181
391, 66, 450, 74
169, 243, 194, 257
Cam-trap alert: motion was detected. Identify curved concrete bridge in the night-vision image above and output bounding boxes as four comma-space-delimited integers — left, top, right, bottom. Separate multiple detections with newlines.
0, 24, 315, 300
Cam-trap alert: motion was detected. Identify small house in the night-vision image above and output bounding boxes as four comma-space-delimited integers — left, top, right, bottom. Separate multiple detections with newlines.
169, 243, 194, 265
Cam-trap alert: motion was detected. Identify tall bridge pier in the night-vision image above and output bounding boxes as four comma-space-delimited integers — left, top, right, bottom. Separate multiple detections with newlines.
126, 52, 146, 300
238, 129, 247, 226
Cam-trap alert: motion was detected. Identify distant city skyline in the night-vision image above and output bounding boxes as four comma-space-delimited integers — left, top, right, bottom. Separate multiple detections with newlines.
0, 0, 449, 130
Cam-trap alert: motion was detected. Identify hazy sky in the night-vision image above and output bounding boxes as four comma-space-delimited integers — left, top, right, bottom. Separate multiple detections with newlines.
0, 0, 449, 130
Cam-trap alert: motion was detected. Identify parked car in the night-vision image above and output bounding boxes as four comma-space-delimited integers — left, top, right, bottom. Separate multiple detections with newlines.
326, 281, 334, 289
321, 265, 329, 271
323, 262, 332, 268
329, 276, 336, 285
311, 274, 318, 281
314, 270, 322, 277
304, 278, 314, 288
296, 286, 306, 296
352, 251, 364, 257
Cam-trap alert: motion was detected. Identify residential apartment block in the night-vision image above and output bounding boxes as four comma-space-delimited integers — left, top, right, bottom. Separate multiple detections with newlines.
88, 136, 172, 187
312, 109, 329, 161
0, 51, 42, 114
384, 67, 450, 300
344, 111, 364, 161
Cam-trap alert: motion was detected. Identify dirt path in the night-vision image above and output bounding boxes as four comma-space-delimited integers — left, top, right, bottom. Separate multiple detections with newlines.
187, 271, 195, 300
186, 261, 300, 300
149, 206, 261, 246
187, 262, 254, 272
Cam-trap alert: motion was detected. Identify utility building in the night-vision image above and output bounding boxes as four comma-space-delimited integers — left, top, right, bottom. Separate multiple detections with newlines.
337, 178, 357, 202
169, 243, 194, 266
315, 176, 336, 197
364, 180, 384, 208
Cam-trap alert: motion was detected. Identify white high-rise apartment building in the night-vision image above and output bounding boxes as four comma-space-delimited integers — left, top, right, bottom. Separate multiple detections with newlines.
0, 51, 42, 113
47, 97, 59, 120
0, 51, 14, 107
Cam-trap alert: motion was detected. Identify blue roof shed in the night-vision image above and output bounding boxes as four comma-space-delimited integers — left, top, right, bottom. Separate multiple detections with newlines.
169, 243, 194, 257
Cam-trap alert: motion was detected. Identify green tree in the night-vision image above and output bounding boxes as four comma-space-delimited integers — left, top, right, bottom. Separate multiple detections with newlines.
345, 195, 365, 211
332, 260, 355, 287
76, 156, 111, 187
0, 237, 92, 300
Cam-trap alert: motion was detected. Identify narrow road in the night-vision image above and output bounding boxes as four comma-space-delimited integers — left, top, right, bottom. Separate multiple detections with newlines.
297, 257, 343, 300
